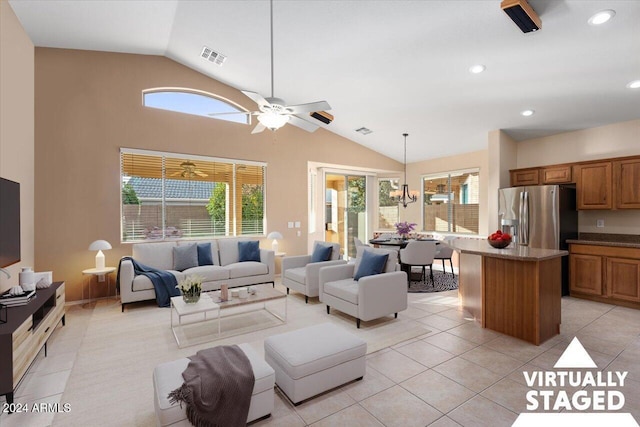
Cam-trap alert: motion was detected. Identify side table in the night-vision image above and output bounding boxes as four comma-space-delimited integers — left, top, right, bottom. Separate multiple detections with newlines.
275, 252, 286, 277
82, 266, 117, 301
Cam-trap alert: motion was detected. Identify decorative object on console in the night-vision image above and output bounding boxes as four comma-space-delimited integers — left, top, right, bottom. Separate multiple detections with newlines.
0, 288, 36, 307
220, 283, 229, 301
89, 240, 112, 270
34, 271, 53, 288
19, 267, 35, 289
9, 286, 23, 296
267, 231, 283, 253
176, 275, 202, 304
389, 133, 419, 208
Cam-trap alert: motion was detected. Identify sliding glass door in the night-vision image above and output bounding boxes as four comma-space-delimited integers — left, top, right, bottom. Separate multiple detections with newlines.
324, 173, 367, 259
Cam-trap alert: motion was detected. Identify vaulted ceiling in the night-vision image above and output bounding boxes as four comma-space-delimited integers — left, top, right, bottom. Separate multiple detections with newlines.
9, 0, 640, 162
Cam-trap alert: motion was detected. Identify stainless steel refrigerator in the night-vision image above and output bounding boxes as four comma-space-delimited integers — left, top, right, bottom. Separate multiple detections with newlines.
498, 185, 578, 295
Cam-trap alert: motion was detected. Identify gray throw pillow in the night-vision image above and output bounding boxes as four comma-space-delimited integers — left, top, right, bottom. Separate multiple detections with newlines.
173, 244, 198, 271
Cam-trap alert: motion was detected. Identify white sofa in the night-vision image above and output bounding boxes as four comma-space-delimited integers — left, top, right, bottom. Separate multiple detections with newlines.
119, 239, 274, 310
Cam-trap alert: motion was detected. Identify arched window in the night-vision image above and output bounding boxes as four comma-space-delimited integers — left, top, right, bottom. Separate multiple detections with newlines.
143, 89, 249, 124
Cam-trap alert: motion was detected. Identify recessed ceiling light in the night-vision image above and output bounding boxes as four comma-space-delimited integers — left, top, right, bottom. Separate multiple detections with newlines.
588, 10, 615, 26
469, 64, 486, 74
521, 109, 535, 117
627, 80, 640, 89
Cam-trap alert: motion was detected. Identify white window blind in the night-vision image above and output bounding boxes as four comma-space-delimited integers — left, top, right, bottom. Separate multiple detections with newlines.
120, 149, 266, 242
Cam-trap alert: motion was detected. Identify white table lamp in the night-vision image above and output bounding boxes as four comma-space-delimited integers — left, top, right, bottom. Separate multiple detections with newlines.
89, 240, 112, 270
267, 231, 283, 253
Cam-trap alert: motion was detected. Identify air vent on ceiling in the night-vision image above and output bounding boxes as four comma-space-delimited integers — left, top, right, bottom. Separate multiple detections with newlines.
309, 111, 334, 125
200, 46, 227, 66
355, 127, 373, 135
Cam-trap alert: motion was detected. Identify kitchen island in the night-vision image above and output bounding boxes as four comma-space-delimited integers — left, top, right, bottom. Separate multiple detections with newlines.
448, 239, 568, 345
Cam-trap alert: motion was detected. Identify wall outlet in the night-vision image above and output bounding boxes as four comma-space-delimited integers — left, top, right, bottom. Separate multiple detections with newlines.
596, 219, 605, 228
296, 230, 301, 237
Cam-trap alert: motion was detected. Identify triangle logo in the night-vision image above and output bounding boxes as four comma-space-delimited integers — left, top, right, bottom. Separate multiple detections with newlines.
553, 337, 597, 369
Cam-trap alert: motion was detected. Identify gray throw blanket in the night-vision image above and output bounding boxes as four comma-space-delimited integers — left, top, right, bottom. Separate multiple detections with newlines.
168, 345, 255, 427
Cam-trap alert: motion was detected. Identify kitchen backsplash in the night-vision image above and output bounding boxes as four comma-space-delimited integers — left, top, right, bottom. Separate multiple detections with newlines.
579, 211, 640, 235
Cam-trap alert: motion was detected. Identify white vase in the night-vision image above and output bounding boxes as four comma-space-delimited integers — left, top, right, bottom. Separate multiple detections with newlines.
19, 267, 35, 287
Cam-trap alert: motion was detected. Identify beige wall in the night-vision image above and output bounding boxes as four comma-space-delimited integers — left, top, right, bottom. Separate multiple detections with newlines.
0, 0, 35, 293
517, 119, 640, 235
34, 48, 401, 302
405, 150, 489, 236
487, 130, 517, 233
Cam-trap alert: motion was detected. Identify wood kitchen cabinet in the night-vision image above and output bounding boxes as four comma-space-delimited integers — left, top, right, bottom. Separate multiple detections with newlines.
575, 161, 612, 209
614, 158, 640, 209
541, 165, 573, 184
570, 244, 640, 308
510, 168, 540, 186
607, 257, 640, 302
569, 253, 603, 296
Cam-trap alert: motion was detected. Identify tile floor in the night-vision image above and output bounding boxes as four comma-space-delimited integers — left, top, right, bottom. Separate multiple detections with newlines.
1, 288, 640, 426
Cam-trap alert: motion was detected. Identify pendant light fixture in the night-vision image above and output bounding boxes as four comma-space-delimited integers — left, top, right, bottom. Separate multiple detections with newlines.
390, 133, 419, 208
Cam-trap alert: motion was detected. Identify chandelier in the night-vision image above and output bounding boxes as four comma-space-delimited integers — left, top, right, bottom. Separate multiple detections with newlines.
390, 133, 419, 208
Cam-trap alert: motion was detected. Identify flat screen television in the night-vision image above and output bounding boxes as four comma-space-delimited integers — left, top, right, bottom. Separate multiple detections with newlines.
0, 177, 20, 268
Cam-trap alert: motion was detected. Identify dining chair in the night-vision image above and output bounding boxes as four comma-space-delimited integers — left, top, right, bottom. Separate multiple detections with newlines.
399, 241, 437, 285
434, 237, 456, 276
354, 237, 370, 248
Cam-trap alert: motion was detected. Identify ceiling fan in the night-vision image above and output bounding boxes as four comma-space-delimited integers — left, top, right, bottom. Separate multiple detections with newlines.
210, 0, 332, 134
169, 161, 208, 178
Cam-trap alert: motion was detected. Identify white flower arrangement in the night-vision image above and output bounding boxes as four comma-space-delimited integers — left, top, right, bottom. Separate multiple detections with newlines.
176, 275, 203, 293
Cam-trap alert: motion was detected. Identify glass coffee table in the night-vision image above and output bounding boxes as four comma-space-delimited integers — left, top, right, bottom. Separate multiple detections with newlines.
170, 284, 287, 348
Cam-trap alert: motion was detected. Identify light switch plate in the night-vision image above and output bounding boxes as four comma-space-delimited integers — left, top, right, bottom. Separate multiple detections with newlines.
596, 219, 605, 228
288, 222, 294, 228
295, 221, 301, 228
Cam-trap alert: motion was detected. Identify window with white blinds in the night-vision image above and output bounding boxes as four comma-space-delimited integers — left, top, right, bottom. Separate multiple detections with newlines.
120, 149, 266, 242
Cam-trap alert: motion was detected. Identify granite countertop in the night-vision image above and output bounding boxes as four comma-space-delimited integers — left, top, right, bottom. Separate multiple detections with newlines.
567, 240, 640, 249
567, 233, 640, 249
448, 239, 568, 261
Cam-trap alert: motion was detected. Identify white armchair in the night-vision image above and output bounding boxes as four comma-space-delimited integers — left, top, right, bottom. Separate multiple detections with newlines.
318, 246, 407, 328
282, 241, 346, 303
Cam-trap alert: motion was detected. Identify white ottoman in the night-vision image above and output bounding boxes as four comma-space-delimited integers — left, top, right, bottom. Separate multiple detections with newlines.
264, 323, 367, 405
153, 343, 275, 426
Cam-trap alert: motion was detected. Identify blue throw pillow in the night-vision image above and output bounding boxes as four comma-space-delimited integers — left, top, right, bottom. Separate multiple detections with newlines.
354, 250, 389, 281
238, 241, 261, 262
197, 243, 214, 266
310, 244, 333, 263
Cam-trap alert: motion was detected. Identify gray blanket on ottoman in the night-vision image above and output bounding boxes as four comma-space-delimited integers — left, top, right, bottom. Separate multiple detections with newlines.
168, 345, 255, 427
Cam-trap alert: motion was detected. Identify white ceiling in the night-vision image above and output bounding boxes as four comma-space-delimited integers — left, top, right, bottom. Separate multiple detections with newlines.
9, 0, 640, 162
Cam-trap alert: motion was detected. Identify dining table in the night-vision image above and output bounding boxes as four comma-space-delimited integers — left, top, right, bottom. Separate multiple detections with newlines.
368, 238, 439, 249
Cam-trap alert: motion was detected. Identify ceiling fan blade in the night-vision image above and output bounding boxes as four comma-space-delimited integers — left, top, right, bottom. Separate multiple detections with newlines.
251, 123, 267, 134
289, 115, 319, 133
287, 101, 331, 114
169, 171, 182, 177
207, 111, 252, 117
194, 170, 208, 177
242, 91, 270, 108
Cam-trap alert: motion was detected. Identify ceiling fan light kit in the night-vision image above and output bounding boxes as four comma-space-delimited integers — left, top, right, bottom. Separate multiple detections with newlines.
258, 111, 290, 131
501, 0, 541, 33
